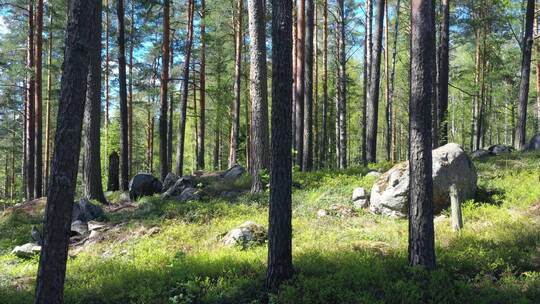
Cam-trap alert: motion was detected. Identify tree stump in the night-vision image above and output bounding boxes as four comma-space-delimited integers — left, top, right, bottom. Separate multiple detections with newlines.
107, 151, 120, 191
450, 184, 463, 231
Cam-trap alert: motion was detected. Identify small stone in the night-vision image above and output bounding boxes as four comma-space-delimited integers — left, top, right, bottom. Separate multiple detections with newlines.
222, 221, 267, 248
71, 220, 89, 236
222, 165, 246, 181
88, 221, 107, 231
366, 171, 382, 179
317, 209, 328, 218
12, 243, 41, 258
353, 198, 369, 209
352, 187, 366, 201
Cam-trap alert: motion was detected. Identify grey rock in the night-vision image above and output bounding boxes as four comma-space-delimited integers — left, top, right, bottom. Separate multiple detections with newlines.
72, 198, 104, 222
162, 173, 179, 192
526, 134, 540, 150
317, 209, 328, 218
488, 144, 512, 155
353, 198, 369, 209
12, 243, 41, 258
71, 220, 89, 236
222, 165, 245, 181
220, 190, 240, 199
162, 176, 195, 200
222, 221, 267, 248
370, 143, 477, 217
129, 173, 163, 200
470, 149, 490, 159
352, 187, 367, 201
172, 187, 199, 202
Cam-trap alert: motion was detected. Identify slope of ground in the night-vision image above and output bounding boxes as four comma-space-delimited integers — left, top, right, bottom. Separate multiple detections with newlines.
0, 152, 539, 303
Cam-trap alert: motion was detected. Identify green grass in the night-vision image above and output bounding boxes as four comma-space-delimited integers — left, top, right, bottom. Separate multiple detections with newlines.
1, 153, 539, 303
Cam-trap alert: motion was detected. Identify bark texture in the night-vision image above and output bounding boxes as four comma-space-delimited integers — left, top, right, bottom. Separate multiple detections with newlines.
266, 0, 294, 291
302, 0, 314, 171
228, 0, 243, 168
34, 0, 95, 301
117, 0, 129, 190
159, 0, 170, 181
409, 0, 436, 270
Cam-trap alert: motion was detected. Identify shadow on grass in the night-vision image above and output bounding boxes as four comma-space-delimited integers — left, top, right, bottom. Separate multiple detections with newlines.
474, 185, 505, 207
2, 214, 539, 304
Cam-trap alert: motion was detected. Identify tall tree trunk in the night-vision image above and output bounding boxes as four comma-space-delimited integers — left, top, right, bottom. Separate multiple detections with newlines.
248, 0, 270, 193
198, 0, 206, 170
388, 0, 401, 162
313, 5, 319, 167
34, 0, 95, 301
437, 0, 450, 145
366, 0, 385, 163
35, 0, 44, 198
320, 0, 328, 167
302, 0, 314, 171
26, 1, 35, 200
409, 0, 436, 270
44, 9, 53, 192
83, 0, 107, 204
337, 0, 347, 169
128, 2, 134, 176
168, 37, 174, 171
384, 0, 390, 161
175, 0, 194, 175
229, 0, 243, 168
536, 13, 540, 133
515, 0, 535, 150
266, 0, 293, 290
160, 0, 170, 181
105, 0, 110, 157
295, 0, 305, 167
117, 0, 129, 190
362, 0, 371, 165
431, 0, 438, 149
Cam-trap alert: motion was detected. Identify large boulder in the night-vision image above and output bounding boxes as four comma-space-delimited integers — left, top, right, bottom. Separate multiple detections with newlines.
72, 198, 104, 222
129, 173, 163, 200
222, 165, 246, 181
370, 143, 477, 217
488, 144, 512, 155
161, 176, 195, 200
470, 149, 490, 159
12, 243, 41, 258
172, 187, 200, 202
162, 173, 179, 192
222, 221, 267, 248
526, 134, 540, 150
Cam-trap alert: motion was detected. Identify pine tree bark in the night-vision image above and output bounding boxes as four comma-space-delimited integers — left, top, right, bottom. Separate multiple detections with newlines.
295, 0, 305, 167
26, 2, 35, 200
302, 0, 314, 171
168, 37, 174, 172
35, 0, 44, 198
536, 15, 540, 133
366, 0, 385, 163
128, 3, 135, 176
515, 0, 535, 150
160, 0, 170, 181
336, 0, 347, 169
266, 0, 293, 290
197, 0, 206, 170
83, 0, 107, 204
362, 0, 371, 166
248, 0, 270, 193
409, 0, 436, 270
117, 0, 129, 190
175, 0, 194, 175
388, 0, 401, 162
320, 0, 328, 167
105, 0, 110, 156
437, 0, 449, 145
44, 9, 53, 192
34, 0, 95, 301
229, 0, 243, 168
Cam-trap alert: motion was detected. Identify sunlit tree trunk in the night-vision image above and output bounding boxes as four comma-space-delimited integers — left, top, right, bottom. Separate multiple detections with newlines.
336, 0, 347, 169
197, 0, 206, 170
117, 0, 129, 190
34, 0, 44, 198
515, 0, 535, 150
320, 0, 328, 167
26, 2, 35, 200
303, 0, 314, 171
295, 0, 305, 167
437, 0, 450, 145
175, 0, 194, 175
44, 9, 53, 192
160, 0, 170, 180
388, 0, 401, 162
228, 0, 243, 168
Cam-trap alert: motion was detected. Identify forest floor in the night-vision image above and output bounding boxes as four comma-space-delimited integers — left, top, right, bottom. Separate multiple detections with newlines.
1, 152, 540, 303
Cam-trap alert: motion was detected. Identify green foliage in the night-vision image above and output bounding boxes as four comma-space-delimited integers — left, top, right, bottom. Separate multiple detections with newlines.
1, 152, 539, 303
